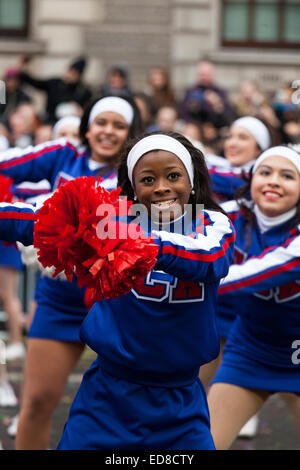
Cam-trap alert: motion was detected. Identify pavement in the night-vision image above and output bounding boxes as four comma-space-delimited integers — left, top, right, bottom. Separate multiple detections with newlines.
0, 345, 299, 451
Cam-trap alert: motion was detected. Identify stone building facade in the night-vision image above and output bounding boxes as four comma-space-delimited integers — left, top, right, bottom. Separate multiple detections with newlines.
0, 0, 299, 104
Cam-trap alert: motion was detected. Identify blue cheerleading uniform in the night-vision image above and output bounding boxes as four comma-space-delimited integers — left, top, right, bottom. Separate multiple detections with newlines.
0, 140, 118, 342
0, 240, 23, 270
214, 200, 245, 338
205, 154, 254, 202
0, 205, 235, 449
0, 179, 52, 271
214, 202, 300, 393
57, 210, 235, 450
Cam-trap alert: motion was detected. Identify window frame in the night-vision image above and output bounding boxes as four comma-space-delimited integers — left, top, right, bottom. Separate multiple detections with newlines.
221, 0, 300, 49
0, 0, 30, 38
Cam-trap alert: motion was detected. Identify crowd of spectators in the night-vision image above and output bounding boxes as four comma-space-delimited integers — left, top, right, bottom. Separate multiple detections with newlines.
0, 56, 299, 156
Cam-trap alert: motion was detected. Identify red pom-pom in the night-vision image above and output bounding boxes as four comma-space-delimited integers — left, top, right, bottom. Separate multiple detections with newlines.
0, 175, 14, 203
34, 176, 159, 301
0, 175, 18, 247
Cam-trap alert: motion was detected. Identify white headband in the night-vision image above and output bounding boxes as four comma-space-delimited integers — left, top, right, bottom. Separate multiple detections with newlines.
52, 116, 80, 139
252, 146, 300, 174
127, 134, 194, 186
88, 97, 134, 127
232, 116, 271, 150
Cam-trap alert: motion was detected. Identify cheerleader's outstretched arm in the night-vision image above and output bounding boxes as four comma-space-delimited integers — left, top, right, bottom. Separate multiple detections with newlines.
219, 229, 300, 294
0, 202, 37, 246
153, 210, 235, 282
0, 139, 77, 184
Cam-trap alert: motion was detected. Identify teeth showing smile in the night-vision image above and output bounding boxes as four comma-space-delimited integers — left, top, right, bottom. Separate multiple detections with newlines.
263, 191, 281, 198
152, 199, 176, 208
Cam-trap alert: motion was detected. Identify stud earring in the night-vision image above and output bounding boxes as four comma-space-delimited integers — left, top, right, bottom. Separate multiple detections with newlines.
191, 189, 195, 195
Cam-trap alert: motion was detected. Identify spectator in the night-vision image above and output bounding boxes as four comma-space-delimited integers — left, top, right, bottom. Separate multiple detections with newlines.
181, 121, 202, 143
147, 106, 178, 133
272, 82, 300, 124
51, 115, 81, 143
232, 79, 280, 130
147, 66, 177, 111
179, 60, 233, 129
8, 103, 39, 148
180, 121, 206, 154
55, 101, 83, 120
283, 118, 300, 144
133, 92, 156, 132
18, 55, 92, 122
98, 65, 132, 98
272, 82, 300, 142
34, 122, 53, 145
232, 80, 266, 117
0, 67, 31, 123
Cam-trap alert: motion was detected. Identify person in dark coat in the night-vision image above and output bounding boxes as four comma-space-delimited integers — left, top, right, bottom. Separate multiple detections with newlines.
18, 55, 92, 122
179, 61, 233, 129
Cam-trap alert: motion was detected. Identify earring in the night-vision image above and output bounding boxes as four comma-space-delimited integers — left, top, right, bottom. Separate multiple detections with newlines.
133, 195, 137, 201
191, 189, 195, 195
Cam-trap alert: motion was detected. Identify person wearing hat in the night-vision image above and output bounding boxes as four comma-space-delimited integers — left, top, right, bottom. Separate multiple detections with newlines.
18, 55, 92, 122
98, 65, 133, 98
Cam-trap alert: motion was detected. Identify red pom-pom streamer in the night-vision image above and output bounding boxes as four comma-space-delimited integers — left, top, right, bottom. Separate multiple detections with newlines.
34, 176, 159, 301
0, 175, 14, 203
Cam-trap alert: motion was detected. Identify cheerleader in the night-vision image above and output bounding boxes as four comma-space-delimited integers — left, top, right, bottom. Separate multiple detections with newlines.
51, 115, 81, 142
207, 146, 300, 449
0, 132, 235, 449
207, 116, 273, 202
199, 116, 273, 390
0, 94, 142, 449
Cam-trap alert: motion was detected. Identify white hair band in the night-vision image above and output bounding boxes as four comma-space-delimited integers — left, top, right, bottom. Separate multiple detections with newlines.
232, 116, 271, 150
52, 116, 80, 139
88, 97, 134, 127
252, 146, 300, 174
127, 134, 194, 186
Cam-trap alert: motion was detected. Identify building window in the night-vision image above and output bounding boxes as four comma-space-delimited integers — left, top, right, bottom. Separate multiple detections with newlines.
222, 0, 300, 48
0, 0, 30, 38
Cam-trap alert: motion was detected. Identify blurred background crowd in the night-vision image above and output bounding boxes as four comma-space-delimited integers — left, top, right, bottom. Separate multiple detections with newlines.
0, 55, 299, 157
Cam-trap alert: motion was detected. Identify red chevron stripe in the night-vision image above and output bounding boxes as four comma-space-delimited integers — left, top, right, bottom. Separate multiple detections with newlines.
161, 233, 235, 261
0, 211, 37, 220
218, 258, 300, 295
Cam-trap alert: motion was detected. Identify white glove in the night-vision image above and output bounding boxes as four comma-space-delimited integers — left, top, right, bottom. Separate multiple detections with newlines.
16, 242, 67, 281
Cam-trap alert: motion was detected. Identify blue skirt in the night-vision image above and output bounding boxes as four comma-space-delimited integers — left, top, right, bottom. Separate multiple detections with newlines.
29, 276, 87, 342
213, 318, 300, 394
0, 240, 23, 270
58, 358, 215, 450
